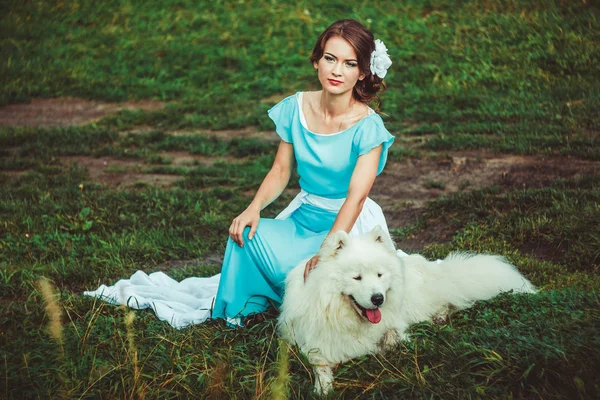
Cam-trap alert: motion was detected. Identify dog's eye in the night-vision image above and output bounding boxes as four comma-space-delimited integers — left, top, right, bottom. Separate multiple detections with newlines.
378, 273, 382, 278
353, 276, 362, 281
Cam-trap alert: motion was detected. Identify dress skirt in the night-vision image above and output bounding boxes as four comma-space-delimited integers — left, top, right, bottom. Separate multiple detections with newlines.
211, 203, 336, 325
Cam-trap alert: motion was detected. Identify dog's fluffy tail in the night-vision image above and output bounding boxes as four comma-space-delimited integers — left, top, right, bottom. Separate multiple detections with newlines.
416, 253, 536, 311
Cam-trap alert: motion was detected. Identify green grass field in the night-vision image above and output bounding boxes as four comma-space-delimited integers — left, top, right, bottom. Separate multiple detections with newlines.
1, 0, 599, 398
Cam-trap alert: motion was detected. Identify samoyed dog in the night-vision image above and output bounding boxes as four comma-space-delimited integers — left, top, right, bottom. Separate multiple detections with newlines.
277, 226, 536, 395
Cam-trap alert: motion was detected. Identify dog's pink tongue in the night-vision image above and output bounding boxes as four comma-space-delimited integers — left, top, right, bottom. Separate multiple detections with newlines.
366, 308, 381, 324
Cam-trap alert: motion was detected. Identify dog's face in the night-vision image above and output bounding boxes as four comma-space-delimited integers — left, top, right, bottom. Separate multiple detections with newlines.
342, 259, 391, 324
319, 226, 399, 325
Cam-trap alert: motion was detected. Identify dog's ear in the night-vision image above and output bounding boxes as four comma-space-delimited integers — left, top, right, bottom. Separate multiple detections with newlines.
368, 225, 396, 253
319, 230, 350, 258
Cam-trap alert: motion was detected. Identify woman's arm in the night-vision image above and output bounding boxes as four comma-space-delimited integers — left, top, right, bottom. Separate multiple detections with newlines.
230, 140, 295, 247
249, 140, 295, 211
304, 145, 382, 280
329, 145, 382, 234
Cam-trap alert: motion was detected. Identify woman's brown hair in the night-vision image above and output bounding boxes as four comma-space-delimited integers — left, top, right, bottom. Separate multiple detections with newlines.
309, 19, 387, 109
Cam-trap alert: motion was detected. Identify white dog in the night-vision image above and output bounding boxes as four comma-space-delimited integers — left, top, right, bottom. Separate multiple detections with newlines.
277, 226, 536, 395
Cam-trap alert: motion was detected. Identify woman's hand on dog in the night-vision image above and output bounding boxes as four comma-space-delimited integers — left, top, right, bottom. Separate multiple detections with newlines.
304, 254, 320, 282
229, 205, 260, 247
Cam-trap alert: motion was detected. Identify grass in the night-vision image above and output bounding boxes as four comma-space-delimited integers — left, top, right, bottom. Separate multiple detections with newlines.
1, 0, 599, 398
1, 0, 599, 157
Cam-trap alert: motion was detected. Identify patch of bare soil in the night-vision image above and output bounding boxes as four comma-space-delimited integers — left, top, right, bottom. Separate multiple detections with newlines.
371, 152, 598, 252
57, 152, 252, 189
121, 126, 279, 142
1, 170, 26, 177
60, 156, 182, 189
159, 151, 221, 166
0, 97, 165, 127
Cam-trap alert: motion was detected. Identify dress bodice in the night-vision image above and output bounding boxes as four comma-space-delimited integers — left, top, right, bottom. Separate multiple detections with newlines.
268, 92, 395, 199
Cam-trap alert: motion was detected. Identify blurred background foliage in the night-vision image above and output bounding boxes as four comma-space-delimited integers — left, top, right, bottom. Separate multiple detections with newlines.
1, 0, 598, 157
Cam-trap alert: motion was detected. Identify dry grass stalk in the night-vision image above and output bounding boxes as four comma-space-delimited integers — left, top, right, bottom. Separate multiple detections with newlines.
271, 339, 290, 400
207, 361, 228, 400
124, 311, 144, 400
38, 277, 64, 354
38, 277, 70, 399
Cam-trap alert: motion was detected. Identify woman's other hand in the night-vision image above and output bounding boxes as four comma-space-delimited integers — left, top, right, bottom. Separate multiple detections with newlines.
304, 254, 320, 282
229, 205, 260, 247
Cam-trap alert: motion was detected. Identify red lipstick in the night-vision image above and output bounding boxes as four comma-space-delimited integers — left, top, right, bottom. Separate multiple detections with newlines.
328, 79, 343, 86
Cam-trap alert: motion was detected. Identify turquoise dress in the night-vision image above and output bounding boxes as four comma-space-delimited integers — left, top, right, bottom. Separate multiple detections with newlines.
211, 92, 395, 325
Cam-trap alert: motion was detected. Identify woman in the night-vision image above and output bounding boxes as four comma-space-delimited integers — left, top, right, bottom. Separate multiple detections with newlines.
212, 19, 395, 327
85, 19, 395, 329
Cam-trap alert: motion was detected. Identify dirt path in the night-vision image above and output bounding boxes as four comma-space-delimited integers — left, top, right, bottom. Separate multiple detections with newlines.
0, 97, 165, 127
372, 151, 596, 221
371, 152, 597, 250
55, 148, 596, 260
56, 151, 597, 211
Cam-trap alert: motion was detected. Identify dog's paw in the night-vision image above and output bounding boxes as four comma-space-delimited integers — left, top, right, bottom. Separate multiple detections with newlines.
432, 305, 454, 325
314, 380, 333, 396
432, 313, 449, 325
380, 328, 400, 350
313, 365, 334, 396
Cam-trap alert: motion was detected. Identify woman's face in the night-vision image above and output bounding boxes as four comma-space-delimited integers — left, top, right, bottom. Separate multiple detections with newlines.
314, 36, 365, 97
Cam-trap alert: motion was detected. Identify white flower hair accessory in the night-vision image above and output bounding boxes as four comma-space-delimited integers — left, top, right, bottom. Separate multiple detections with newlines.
370, 39, 392, 79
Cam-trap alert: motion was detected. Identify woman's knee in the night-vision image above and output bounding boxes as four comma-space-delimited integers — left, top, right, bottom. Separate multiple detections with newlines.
242, 219, 269, 242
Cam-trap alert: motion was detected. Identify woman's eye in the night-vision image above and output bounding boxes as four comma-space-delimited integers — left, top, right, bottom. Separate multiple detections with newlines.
353, 276, 362, 281
324, 55, 335, 63
345, 62, 358, 68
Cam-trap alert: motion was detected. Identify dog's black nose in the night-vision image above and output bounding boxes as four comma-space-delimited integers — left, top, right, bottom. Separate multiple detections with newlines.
371, 293, 384, 306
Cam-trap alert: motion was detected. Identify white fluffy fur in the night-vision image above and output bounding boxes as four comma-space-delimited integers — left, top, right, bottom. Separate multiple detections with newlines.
277, 226, 536, 395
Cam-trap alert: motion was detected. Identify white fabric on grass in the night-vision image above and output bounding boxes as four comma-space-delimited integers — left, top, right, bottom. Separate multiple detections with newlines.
84, 271, 220, 328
